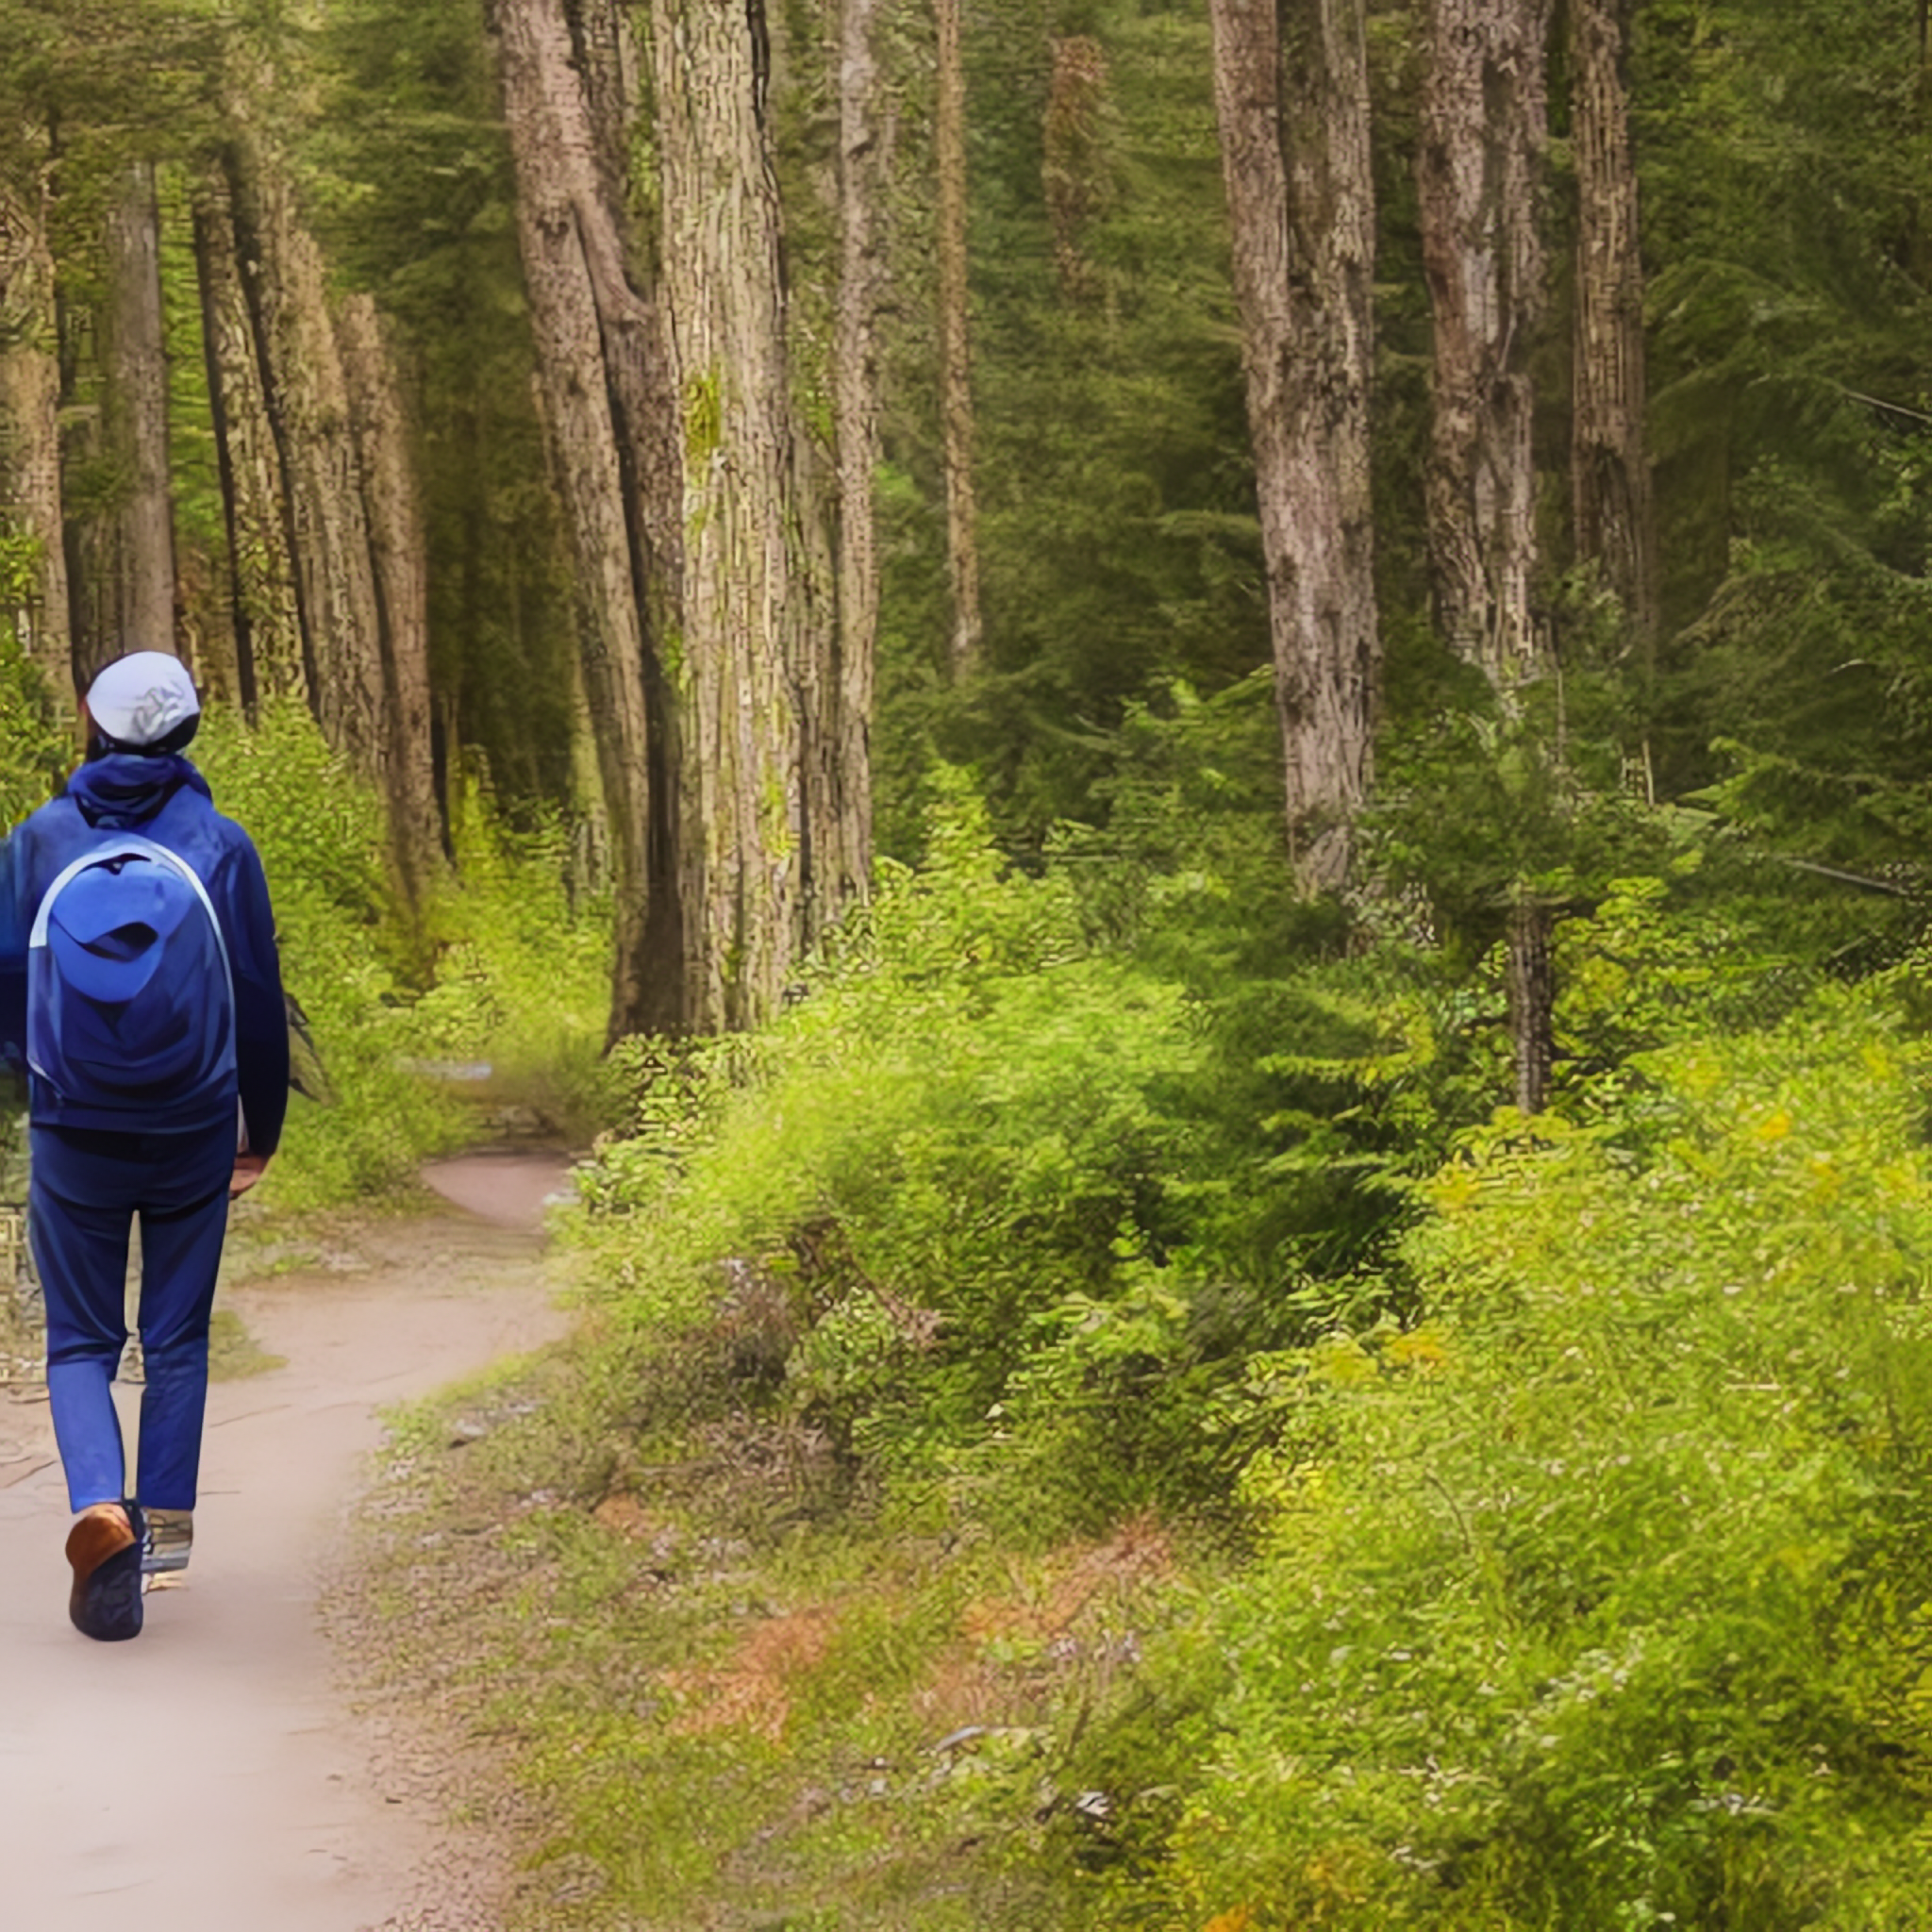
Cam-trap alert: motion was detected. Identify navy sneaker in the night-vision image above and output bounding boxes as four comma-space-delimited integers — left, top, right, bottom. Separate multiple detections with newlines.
66, 1500, 146, 1641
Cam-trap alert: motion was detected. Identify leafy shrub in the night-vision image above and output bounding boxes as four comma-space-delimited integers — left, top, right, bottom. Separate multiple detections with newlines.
1073, 978, 1932, 1928
572, 776, 1227, 1529
573, 772, 1557, 1532
195, 702, 609, 1207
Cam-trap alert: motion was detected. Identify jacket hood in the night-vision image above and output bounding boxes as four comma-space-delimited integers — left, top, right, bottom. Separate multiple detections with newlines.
66, 753, 211, 831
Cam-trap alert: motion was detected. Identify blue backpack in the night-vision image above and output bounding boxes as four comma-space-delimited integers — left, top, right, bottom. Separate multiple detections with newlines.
26, 835, 236, 1114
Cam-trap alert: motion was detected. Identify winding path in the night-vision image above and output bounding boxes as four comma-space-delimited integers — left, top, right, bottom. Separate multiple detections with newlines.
0, 1150, 571, 1930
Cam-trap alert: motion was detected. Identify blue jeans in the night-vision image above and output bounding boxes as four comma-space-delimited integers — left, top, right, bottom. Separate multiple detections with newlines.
29, 1122, 233, 1512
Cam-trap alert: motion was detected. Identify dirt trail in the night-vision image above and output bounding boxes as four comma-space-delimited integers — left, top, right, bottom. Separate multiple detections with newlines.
0, 1149, 573, 1930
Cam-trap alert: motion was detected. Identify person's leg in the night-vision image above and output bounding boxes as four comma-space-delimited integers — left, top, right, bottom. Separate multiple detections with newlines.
130, 1127, 233, 1513
28, 1126, 137, 1511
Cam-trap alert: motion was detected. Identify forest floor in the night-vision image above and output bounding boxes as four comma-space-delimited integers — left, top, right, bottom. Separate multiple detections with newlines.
0, 1149, 572, 1931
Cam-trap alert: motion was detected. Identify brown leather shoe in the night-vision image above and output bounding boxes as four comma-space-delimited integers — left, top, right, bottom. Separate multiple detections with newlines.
66, 1501, 145, 1641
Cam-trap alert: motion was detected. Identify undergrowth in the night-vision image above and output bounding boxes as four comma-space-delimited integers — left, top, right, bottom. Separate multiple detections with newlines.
566, 774, 1451, 1538
328, 754, 1932, 1929
193, 702, 611, 1208
1069, 983, 1932, 1928
1, 643, 613, 1210
350, 955, 1932, 1931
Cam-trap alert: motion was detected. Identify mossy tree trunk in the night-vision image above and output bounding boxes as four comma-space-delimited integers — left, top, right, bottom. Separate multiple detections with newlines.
0, 164, 73, 720
1419, 0, 1557, 1107
1417, 0, 1553, 696
192, 163, 303, 716
65, 160, 178, 690
495, 0, 863, 1036
491, 0, 687, 1040
223, 127, 390, 783
1570, 0, 1659, 654
338, 293, 442, 900
1044, 35, 1108, 308
934, 0, 982, 678
829, 0, 891, 911
1208, 0, 1379, 896
653, 0, 834, 1030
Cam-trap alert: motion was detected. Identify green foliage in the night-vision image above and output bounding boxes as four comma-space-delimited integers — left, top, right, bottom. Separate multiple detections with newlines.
308, 0, 581, 821
193, 702, 451, 1205
194, 702, 609, 1208
411, 777, 618, 1138
575, 773, 1482, 1536
1630, 0, 1932, 862
1059, 981, 1932, 1928
1374, 705, 1674, 954
0, 0, 219, 227
876, 0, 1265, 853
575, 775, 1208, 1526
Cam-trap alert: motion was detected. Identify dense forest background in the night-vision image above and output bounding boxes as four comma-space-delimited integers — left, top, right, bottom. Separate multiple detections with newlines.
14, 0, 1932, 1925
15, 0, 1932, 947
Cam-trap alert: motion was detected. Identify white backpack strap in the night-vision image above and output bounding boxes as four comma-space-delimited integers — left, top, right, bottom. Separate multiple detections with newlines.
29, 834, 235, 1017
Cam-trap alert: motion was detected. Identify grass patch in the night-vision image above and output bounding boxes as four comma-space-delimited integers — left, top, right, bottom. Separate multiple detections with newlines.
337, 1313, 1192, 1930
207, 1306, 285, 1380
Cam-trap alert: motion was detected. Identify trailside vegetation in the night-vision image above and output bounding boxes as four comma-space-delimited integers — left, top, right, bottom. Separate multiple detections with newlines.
342, 771, 1932, 1924
15, 0, 1932, 1924
190, 702, 614, 1209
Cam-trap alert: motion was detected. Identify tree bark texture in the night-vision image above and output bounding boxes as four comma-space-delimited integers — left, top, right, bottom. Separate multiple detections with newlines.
1570, 0, 1659, 652
1208, 0, 1379, 895
224, 129, 390, 778
653, 0, 826, 1030
66, 162, 178, 690
1044, 35, 1108, 306
1417, 0, 1553, 697
567, 0, 645, 236
0, 169, 73, 716
831, 0, 891, 908
192, 166, 303, 716
491, 0, 686, 1040
934, 0, 983, 676
338, 293, 442, 897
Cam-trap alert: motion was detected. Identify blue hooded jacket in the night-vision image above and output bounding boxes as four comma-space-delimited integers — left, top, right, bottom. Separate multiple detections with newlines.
0, 754, 289, 1153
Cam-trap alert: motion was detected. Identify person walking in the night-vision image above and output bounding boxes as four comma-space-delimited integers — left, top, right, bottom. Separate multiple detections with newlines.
0, 652, 287, 1641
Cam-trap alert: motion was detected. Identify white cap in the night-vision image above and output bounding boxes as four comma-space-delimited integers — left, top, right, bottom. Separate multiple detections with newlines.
85, 651, 201, 747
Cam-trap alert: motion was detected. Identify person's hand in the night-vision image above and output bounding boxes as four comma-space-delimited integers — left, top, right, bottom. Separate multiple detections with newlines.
229, 1152, 270, 1197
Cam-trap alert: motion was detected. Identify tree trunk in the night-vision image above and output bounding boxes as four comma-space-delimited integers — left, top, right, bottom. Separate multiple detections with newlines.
106, 162, 175, 668
192, 164, 303, 716
1044, 35, 1108, 306
66, 161, 177, 691
569, 0, 644, 227
935, 0, 983, 676
1208, 0, 1379, 895
830, 0, 891, 908
1417, 0, 1553, 698
0, 167, 73, 718
1570, 0, 1659, 654
224, 129, 390, 778
1507, 891, 1555, 1114
491, 0, 685, 1040
338, 293, 442, 898
653, 0, 827, 1030
564, 0, 691, 1035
